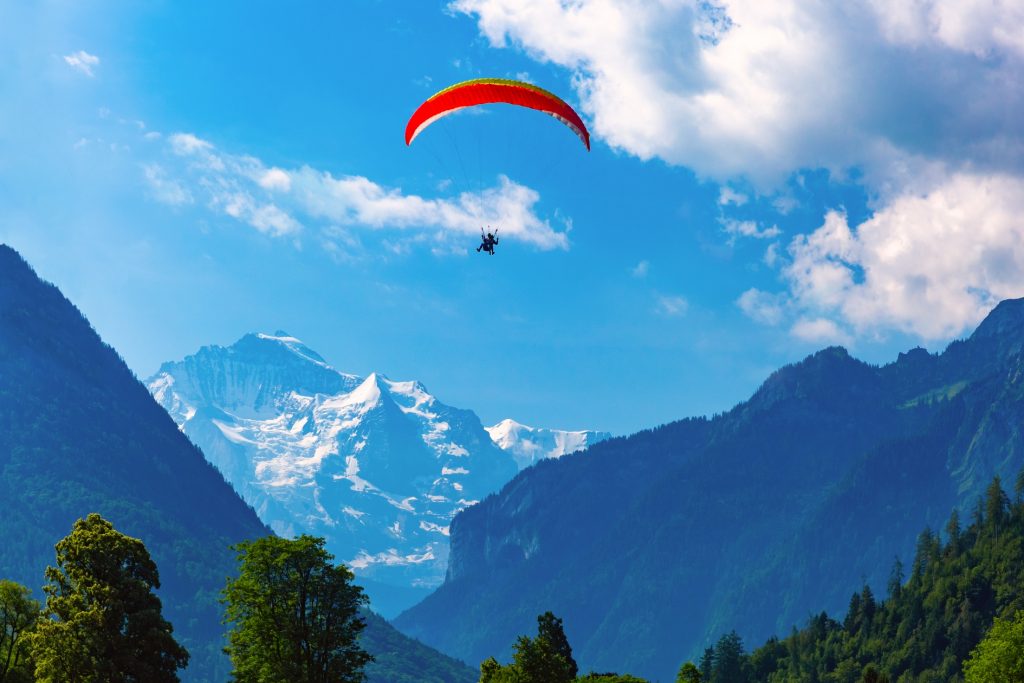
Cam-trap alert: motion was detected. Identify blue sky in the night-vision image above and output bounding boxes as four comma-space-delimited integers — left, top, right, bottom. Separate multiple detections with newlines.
2, 1, 1023, 434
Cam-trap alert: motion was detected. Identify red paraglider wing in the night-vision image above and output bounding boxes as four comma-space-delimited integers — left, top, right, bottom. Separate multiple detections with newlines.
405, 78, 590, 151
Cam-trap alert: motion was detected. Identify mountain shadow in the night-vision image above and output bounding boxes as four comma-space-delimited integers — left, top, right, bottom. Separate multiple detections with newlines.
395, 301, 1024, 683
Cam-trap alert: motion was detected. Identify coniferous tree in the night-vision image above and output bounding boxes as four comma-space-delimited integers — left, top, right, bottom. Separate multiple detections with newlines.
887, 557, 904, 601
26, 514, 189, 683
537, 611, 578, 680
845, 592, 863, 632
946, 508, 962, 556
860, 585, 876, 630
741, 475, 1024, 682
861, 663, 890, 682
984, 477, 1009, 532
711, 631, 748, 683
698, 646, 714, 681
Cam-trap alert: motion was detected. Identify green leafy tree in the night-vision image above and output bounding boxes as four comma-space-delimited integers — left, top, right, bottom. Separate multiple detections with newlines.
222, 534, 372, 683
479, 656, 504, 682
511, 631, 574, 683
26, 513, 189, 683
676, 660, 701, 682
0, 580, 40, 683
478, 611, 620, 683
962, 609, 1024, 682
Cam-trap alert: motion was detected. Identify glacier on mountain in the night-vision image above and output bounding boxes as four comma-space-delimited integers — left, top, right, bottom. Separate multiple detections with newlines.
147, 331, 606, 616
486, 418, 611, 470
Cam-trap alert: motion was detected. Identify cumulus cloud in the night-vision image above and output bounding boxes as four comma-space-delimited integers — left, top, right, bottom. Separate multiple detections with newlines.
154, 132, 567, 249
866, 0, 1024, 58
631, 259, 650, 277
451, 0, 1024, 188
63, 50, 99, 77
790, 317, 852, 346
750, 172, 1024, 340
259, 168, 292, 192
453, 0, 1024, 342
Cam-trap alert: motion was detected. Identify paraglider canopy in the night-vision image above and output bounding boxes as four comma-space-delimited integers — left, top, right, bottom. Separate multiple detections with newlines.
405, 78, 591, 151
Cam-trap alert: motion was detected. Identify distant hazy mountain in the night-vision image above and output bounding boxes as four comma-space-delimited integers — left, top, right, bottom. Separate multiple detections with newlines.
486, 419, 611, 469
395, 300, 1024, 682
0, 245, 474, 683
148, 333, 518, 616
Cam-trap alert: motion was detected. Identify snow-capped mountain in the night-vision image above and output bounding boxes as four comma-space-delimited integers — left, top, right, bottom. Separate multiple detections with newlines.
486, 419, 611, 470
147, 332, 517, 616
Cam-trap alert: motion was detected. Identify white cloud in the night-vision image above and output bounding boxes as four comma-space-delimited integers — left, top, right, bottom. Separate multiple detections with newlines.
631, 259, 650, 278
155, 133, 567, 249
259, 167, 292, 192
451, 0, 1024, 188
737, 288, 784, 325
866, 0, 1024, 58
770, 172, 1024, 340
721, 218, 781, 243
63, 50, 99, 77
718, 187, 748, 206
211, 191, 301, 236
451, 1, 1024, 342
790, 317, 852, 346
656, 294, 689, 316
142, 164, 193, 206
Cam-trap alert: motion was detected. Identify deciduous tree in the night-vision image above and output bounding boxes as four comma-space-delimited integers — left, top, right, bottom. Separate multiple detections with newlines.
0, 579, 40, 683
26, 513, 188, 683
222, 534, 371, 683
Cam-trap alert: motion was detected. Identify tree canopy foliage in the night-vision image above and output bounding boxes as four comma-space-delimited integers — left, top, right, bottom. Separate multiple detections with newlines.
962, 608, 1024, 682
26, 513, 188, 683
0, 579, 40, 683
222, 534, 372, 683
479, 611, 646, 682
678, 474, 1024, 682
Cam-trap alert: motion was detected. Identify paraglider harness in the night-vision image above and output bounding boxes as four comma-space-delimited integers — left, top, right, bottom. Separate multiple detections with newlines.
476, 228, 499, 255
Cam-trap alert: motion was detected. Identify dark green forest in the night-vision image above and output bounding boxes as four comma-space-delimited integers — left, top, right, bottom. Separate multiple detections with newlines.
731, 474, 1024, 683
476, 474, 1024, 683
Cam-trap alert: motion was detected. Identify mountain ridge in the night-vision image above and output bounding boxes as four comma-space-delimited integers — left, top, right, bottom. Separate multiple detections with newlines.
0, 244, 476, 683
395, 297, 1024, 682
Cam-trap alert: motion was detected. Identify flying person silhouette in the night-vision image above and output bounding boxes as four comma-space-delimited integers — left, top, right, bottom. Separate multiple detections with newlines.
476, 228, 499, 255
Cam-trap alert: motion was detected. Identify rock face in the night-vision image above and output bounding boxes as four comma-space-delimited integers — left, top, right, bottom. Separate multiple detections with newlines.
486, 419, 611, 470
148, 333, 517, 616
395, 301, 1024, 683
